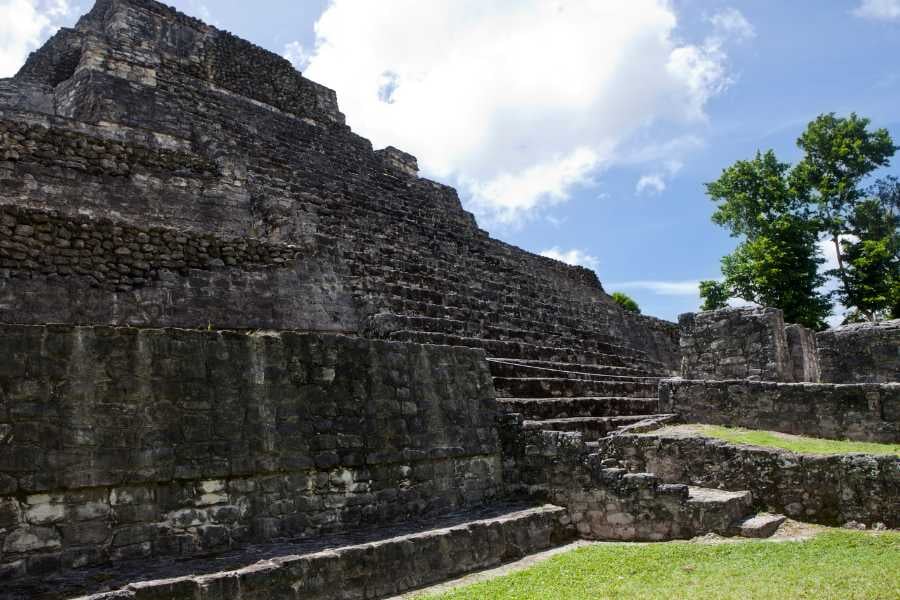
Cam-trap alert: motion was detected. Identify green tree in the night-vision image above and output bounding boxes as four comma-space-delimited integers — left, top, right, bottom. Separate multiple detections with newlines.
704, 151, 831, 328
611, 291, 640, 314
792, 113, 897, 303
838, 177, 900, 321
698, 280, 729, 311
718, 217, 830, 329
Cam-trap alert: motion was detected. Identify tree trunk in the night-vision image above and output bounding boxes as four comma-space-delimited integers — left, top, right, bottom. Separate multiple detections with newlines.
834, 233, 876, 322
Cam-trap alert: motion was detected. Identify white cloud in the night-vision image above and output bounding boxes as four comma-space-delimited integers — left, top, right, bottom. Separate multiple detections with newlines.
609, 280, 702, 296
545, 214, 567, 228
854, 0, 900, 20
817, 235, 858, 326
709, 7, 756, 41
540, 247, 599, 270
636, 174, 666, 195
0, 0, 71, 78
304, 1, 745, 225
817, 235, 859, 273
283, 41, 310, 70
464, 146, 602, 222
726, 297, 759, 309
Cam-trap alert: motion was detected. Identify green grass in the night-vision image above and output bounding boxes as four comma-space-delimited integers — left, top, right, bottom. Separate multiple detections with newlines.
418, 531, 900, 600
687, 425, 900, 456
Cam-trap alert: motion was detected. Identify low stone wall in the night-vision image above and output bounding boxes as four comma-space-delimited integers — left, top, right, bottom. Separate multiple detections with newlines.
0, 325, 501, 580
679, 307, 792, 381
498, 415, 748, 541
817, 320, 900, 384
658, 379, 900, 443
602, 433, 899, 527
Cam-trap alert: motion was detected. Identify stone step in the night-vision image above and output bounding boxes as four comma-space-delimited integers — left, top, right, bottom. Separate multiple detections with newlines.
582, 468, 754, 540
373, 310, 651, 360
522, 415, 670, 441
8, 504, 571, 600
364, 281, 620, 332
385, 297, 620, 338
738, 513, 787, 538
357, 263, 599, 309
493, 377, 660, 400
386, 331, 667, 371
351, 258, 612, 312
687, 487, 754, 535
489, 358, 665, 379
487, 358, 663, 382
362, 271, 607, 317
499, 397, 660, 419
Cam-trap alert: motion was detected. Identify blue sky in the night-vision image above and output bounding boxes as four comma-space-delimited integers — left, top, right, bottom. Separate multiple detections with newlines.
5, 1, 900, 323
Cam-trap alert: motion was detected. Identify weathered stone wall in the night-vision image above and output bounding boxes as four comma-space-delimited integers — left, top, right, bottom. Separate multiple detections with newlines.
817, 320, 900, 384
658, 379, 900, 443
602, 433, 899, 527
0, 204, 306, 290
679, 307, 793, 381
0, 0, 677, 366
0, 325, 501, 580
17, 0, 344, 124
618, 313, 680, 375
785, 324, 820, 383
497, 414, 749, 541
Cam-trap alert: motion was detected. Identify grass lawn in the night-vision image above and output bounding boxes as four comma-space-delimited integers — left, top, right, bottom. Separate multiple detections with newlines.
677, 424, 900, 456
418, 531, 900, 600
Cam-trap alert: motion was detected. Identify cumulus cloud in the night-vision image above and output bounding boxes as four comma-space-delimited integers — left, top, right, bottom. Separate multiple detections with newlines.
283, 41, 310, 70
304, 1, 747, 225
609, 280, 702, 296
540, 247, 599, 270
636, 174, 666, 195
0, 0, 71, 78
854, 0, 900, 20
709, 7, 756, 41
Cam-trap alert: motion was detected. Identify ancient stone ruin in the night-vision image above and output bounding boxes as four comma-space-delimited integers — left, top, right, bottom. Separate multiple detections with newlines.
0, 1, 896, 598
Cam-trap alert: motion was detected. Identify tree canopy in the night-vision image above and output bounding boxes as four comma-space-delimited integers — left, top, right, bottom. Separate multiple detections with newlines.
611, 291, 641, 314
700, 113, 897, 328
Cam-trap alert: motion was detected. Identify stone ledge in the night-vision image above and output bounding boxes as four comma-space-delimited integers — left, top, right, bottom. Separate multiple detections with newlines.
2, 503, 569, 600
601, 432, 899, 527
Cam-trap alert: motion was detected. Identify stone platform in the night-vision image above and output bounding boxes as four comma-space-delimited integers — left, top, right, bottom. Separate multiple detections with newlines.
3, 503, 569, 600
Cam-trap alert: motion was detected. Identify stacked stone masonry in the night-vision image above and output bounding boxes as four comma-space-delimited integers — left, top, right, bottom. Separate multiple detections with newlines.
659, 379, 900, 443
817, 320, 900, 384
6, 504, 570, 599
679, 307, 794, 382
0, 325, 501, 583
0, 0, 896, 597
497, 415, 753, 542
0, 0, 680, 370
0, 204, 310, 290
602, 433, 899, 528
784, 324, 820, 384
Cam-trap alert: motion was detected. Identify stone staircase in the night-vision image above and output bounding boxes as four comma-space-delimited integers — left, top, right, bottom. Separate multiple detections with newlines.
359, 270, 780, 547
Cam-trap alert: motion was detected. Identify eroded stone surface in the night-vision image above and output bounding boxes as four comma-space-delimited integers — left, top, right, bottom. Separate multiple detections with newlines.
0, 325, 501, 581
658, 379, 900, 443
679, 307, 793, 382
602, 431, 899, 527
817, 320, 900, 384
739, 514, 786, 538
